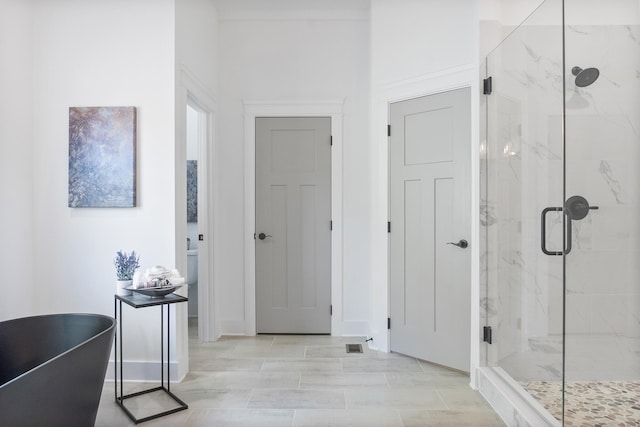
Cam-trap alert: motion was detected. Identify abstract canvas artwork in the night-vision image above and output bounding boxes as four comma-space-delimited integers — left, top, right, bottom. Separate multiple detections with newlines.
68, 106, 137, 207
187, 160, 198, 222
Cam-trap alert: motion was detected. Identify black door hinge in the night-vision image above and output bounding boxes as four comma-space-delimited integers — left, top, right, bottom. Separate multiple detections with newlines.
483, 77, 492, 95
387, 222, 391, 233
483, 326, 492, 344
387, 124, 391, 137
198, 234, 204, 241
330, 220, 333, 231
330, 135, 333, 146
387, 317, 391, 330
330, 305, 333, 315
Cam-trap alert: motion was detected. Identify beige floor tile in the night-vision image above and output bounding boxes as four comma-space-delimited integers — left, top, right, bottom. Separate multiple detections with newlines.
385, 372, 469, 388
227, 345, 307, 358
97, 386, 192, 427
261, 358, 342, 372
345, 387, 447, 409
95, 326, 504, 426
342, 356, 422, 373
171, 388, 252, 409
180, 371, 301, 390
189, 335, 277, 359
95, 397, 144, 427
190, 357, 264, 372
400, 409, 506, 426
300, 372, 388, 389
293, 408, 404, 426
437, 387, 495, 410
248, 389, 346, 409
186, 408, 294, 427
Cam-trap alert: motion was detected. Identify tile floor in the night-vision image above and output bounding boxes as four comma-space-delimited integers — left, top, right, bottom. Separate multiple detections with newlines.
95, 322, 505, 426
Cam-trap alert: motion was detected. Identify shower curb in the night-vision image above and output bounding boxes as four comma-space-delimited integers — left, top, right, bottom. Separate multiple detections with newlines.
477, 367, 561, 427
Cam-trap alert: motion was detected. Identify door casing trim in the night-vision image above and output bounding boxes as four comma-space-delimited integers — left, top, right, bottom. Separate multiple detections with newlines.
243, 99, 345, 336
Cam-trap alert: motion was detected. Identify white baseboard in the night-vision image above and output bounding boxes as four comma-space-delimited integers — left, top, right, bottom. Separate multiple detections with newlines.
105, 360, 185, 383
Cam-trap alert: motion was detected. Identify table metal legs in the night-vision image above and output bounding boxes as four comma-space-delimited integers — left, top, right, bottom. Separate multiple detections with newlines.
114, 300, 188, 424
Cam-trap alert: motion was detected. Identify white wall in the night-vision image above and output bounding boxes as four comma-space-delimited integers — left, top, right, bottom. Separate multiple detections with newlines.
216, 1, 371, 335
371, 0, 477, 85
176, 0, 219, 91
29, 0, 178, 376
0, 0, 35, 320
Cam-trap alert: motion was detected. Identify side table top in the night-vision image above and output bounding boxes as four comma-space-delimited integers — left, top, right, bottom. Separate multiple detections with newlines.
115, 292, 188, 308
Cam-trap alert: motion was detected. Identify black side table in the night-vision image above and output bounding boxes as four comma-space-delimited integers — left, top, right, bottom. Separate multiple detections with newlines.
114, 293, 189, 424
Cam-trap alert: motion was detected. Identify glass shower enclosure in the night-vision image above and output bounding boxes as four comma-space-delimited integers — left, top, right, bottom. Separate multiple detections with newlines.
481, 0, 640, 425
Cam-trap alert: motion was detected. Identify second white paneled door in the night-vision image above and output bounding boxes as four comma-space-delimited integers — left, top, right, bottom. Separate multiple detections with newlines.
389, 88, 471, 372
255, 117, 331, 334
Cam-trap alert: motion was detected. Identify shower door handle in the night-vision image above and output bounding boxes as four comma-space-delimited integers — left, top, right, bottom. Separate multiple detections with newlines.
541, 207, 572, 256
541, 196, 599, 256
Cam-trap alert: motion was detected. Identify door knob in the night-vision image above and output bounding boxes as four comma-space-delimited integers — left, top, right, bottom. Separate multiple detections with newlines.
447, 239, 468, 249
565, 195, 599, 220
258, 233, 272, 240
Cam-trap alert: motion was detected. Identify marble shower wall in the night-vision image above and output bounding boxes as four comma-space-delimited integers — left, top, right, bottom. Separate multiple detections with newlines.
562, 24, 640, 337
481, 18, 640, 370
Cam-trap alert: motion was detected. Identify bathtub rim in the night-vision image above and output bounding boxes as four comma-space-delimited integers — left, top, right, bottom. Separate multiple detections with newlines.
0, 312, 116, 389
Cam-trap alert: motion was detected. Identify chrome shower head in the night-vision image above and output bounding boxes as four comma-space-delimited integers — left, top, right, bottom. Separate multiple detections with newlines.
572, 66, 599, 87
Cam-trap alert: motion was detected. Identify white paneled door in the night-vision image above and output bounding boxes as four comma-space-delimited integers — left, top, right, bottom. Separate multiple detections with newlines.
389, 88, 471, 372
255, 117, 331, 334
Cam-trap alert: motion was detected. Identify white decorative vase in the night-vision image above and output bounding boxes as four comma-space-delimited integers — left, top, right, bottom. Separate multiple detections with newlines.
116, 279, 133, 296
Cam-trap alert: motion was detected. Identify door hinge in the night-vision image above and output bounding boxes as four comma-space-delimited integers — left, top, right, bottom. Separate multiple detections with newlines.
330, 305, 333, 315
330, 135, 333, 146
330, 220, 333, 231
387, 124, 391, 137
198, 234, 204, 241
387, 222, 391, 233
387, 317, 391, 330
483, 76, 492, 95
483, 326, 492, 344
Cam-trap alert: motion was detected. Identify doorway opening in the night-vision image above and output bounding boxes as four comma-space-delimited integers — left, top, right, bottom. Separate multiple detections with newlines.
184, 93, 215, 343
186, 100, 200, 327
